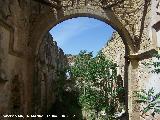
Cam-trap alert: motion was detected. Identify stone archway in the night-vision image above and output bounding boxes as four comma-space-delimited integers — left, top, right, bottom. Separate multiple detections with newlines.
0, 0, 158, 120
29, 1, 136, 55
28, 1, 134, 119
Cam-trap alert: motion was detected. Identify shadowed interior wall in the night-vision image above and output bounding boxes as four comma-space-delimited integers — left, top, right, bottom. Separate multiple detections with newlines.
34, 33, 67, 114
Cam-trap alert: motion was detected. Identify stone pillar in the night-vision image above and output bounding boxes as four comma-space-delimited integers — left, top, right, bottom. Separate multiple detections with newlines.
128, 58, 141, 120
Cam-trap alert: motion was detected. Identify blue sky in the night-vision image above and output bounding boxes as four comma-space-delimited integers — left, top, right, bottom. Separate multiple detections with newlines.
49, 17, 114, 56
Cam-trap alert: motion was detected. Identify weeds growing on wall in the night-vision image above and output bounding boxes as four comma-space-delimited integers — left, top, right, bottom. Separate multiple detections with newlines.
135, 53, 160, 118
134, 88, 160, 118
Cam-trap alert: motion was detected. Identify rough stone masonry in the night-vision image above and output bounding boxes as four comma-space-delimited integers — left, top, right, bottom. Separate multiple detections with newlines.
0, 0, 160, 120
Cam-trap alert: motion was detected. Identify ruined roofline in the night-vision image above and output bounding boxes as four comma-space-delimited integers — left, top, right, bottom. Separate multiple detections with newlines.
47, 32, 66, 54
103, 31, 121, 49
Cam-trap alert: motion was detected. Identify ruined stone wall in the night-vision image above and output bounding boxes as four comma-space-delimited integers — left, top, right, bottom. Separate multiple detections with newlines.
102, 32, 125, 81
0, 0, 32, 116
103, 32, 160, 120
34, 33, 67, 114
112, 0, 152, 53
108, 1, 160, 119
0, 1, 67, 115
0, 0, 160, 119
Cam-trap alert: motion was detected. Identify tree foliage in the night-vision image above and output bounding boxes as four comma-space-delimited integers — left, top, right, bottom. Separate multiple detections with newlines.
135, 88, 160, 117
152, 53, 160, 74
135, 53, 160, 118
68, 50, 125, 119
143, 53, 160, 74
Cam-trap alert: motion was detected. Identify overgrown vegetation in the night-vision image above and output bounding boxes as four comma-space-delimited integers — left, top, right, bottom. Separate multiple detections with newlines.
48, 69, 83, 120
142, 53, 160, 74
135, 53, 160, 118
67, 50, 125, 120
49, 50, 126, 119
151, 53, 160, 74
135, 88, 160, 117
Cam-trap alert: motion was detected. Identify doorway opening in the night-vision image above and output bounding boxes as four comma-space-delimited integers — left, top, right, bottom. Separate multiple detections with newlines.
34, 17, 127, 119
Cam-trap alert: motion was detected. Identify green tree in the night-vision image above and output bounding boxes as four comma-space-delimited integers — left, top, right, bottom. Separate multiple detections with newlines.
69, 50, 124, 119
